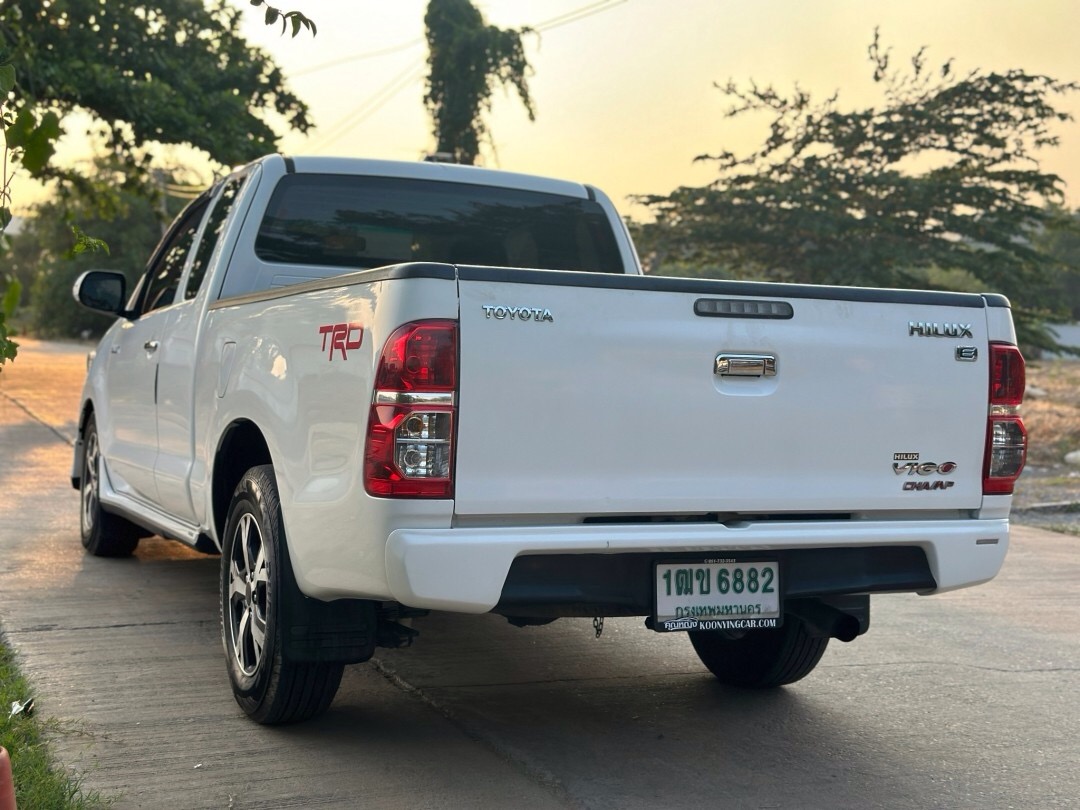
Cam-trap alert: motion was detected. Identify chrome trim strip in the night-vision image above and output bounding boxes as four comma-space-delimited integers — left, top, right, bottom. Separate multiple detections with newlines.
375, 391, 455, 406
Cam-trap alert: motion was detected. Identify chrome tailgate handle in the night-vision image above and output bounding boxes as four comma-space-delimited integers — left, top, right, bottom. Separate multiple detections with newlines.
715, 354, 777, 378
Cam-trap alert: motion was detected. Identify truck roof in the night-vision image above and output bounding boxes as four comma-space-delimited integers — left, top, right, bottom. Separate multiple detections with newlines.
272, 155, 593, 200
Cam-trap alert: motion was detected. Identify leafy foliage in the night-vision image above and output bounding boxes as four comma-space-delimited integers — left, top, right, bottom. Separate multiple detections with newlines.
424, 0, 534, 164
248, 0, 317, 38
0, 278, 17, 369
1, 48, 17, 368
1033, 206, 1080, 323
638, 31, 1080, 354
0, 46, 15, 231
0, 0, 311, 180
9, 157, 192, 339
70, 225, 109, 257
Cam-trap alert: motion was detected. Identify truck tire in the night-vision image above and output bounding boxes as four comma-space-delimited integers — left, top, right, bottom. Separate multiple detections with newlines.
688, 619, 829, 688
80, 416, 142, 557
220, 465, 344, 724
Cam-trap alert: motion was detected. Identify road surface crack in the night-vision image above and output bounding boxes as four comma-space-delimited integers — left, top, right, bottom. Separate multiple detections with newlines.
0, 389, 76, 447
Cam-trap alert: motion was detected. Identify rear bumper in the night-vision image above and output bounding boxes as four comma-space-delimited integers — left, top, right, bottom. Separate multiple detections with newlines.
384, 518, 1010, 614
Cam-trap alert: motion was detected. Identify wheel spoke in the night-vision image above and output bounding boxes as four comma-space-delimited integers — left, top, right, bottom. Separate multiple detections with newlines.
228, 560, 246, 604
252, 545, 268, 587
239, 515, 253, 574
250, 613, 267, 659
236, 607, 253, 669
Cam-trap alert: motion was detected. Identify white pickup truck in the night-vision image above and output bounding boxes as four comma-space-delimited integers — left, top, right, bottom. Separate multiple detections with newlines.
73, 155, 1027, 724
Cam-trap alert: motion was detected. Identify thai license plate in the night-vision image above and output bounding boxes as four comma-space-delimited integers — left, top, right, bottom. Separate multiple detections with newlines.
652, 560, 781, 633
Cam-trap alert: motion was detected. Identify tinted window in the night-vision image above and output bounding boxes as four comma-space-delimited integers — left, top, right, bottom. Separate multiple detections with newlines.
141, 198, 209, 313
254, 175, 623, 274
185, 177, 244, 300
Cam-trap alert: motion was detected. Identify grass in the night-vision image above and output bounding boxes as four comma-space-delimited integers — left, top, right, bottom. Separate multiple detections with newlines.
0, 638, 109, 809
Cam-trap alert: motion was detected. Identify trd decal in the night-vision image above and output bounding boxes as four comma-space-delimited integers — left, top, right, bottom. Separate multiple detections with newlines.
318, 323, 363, 361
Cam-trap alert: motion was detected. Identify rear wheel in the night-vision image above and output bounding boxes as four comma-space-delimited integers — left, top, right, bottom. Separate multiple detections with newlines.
688, 619, 829, 688
80, 416, 142, 557
221, 465, 343, 724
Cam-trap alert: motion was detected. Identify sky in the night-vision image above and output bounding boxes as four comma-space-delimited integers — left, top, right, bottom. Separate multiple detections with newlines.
11, 0, 1080, 219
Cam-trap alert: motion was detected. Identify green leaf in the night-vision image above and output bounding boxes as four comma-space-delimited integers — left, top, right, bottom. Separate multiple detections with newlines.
0, 64, 14, 96
1, 279, 21, 320
0, 311, 17, 368
264, 7, 279, 25
5, 0, 313, 174
290, 15, 301, 38
0, 207, 11, 232
6, 108, 62, 176
71, 225, 110, 256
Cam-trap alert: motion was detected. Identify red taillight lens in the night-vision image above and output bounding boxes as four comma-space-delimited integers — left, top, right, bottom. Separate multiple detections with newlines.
365, 321, 458, 498
989, 343, 1025, 406
374, 321, 457, 391
983, 343, 1026, 495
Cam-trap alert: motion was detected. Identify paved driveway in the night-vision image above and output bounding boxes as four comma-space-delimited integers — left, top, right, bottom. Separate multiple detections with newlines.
2, 339, 1079, 809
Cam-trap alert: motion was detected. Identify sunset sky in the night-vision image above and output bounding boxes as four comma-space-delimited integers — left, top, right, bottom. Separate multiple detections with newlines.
232, 0, 1080, 215
13, 0, 1080, 218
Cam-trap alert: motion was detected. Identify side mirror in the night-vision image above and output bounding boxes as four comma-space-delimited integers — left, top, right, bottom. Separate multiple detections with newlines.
73, 271, 128, 316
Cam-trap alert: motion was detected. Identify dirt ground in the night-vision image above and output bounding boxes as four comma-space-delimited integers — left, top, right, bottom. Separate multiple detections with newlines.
1012, 358, 1080, 534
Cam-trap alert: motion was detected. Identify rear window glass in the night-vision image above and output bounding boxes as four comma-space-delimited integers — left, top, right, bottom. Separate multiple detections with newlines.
254, 174, 624, 274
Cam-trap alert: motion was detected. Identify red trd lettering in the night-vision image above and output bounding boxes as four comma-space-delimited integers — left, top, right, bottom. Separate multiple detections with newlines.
318, 323, 364, 361
331, 323, 348, 360
346, 324, 363, 350
318, 324, 334, 353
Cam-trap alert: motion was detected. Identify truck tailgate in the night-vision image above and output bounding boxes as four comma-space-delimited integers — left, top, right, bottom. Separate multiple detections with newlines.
453, 268, 992, 518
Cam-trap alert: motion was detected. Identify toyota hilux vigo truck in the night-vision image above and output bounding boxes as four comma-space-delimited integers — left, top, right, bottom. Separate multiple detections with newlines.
72, 154, 1027, 724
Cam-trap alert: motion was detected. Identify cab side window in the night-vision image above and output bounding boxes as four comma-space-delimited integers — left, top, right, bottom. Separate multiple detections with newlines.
139, 197, 210, 315
185, 177, 245, 300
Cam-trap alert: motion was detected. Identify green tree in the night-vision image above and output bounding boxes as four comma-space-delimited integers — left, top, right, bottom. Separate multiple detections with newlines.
10, 158, 195, 340
424, 0, 534, 164
0, 0, 314, 363
1034, 206, 1080, 323
638, 32, 1080, 354
1, 49, 19, 369
0, 0, 312, 182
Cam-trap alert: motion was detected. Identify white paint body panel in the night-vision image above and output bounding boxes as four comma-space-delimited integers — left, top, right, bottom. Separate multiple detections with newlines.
454, 276, 990, 516
384, 519, 1010, 613
75, 154, 1020, 611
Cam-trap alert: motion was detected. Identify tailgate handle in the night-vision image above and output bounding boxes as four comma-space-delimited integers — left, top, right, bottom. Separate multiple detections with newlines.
715, 354, 776, 378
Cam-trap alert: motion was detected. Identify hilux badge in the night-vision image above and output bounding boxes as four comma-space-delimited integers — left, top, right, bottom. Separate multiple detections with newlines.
909, 321, 973, 338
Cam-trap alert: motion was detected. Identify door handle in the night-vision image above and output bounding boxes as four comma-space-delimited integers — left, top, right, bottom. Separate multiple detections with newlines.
144, 340, 160, 354
715, 353, 777, 377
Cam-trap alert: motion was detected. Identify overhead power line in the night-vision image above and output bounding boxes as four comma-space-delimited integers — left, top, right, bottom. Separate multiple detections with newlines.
292, 0, 630, 78
531, 0, 628, 33
293, 37, 424, 78
308, 59, 427, 152
301, 0, 631, 150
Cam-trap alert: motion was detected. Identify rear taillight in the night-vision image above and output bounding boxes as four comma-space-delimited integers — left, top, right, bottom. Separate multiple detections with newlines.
983, 343, 1026, 495
364, 320, 457, 498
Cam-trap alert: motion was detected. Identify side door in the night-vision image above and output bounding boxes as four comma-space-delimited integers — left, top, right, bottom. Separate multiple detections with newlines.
100, 196, 210, 506
154, 171, 254, 521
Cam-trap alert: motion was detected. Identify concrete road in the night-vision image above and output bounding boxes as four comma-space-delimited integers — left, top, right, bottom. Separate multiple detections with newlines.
1, 339, 1078, 809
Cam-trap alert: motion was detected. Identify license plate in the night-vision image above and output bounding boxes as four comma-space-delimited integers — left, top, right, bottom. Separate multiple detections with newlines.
653, 560, 781, 633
